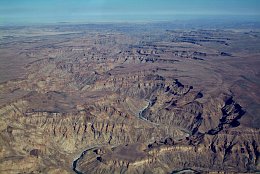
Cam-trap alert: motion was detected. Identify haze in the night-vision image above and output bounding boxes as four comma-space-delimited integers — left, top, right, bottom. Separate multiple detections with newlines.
1, 0, 260, 25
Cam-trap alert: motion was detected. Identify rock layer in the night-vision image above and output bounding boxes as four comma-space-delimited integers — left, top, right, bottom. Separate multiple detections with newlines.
0, 25, 259, 173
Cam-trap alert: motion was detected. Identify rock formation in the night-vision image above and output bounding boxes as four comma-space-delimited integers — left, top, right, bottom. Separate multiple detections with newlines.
0, 24, 259, 173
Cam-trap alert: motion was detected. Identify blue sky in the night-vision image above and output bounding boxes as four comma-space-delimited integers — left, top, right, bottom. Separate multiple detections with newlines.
0, 0, 260, 24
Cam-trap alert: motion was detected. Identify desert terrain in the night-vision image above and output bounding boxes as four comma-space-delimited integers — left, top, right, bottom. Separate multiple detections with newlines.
0, 23, 260, 173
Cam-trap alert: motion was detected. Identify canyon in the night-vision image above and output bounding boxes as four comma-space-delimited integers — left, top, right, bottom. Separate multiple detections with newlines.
0, 23, 260, 173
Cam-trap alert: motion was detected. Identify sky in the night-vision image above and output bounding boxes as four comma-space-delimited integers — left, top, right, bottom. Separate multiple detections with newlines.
0, 0, 260, 25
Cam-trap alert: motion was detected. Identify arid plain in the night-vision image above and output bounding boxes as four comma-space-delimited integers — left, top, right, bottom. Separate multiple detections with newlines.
0, 23, 260, 173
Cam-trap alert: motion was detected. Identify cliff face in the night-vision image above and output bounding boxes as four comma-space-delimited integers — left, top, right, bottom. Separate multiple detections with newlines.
0, 27, 259, 174
73, 79, 259, 173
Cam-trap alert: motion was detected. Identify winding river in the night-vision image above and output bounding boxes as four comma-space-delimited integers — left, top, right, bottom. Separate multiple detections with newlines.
72, 100, 156, 173
72, 147, 97, 174
138, 100, 159, 126
72, 99, 180, 173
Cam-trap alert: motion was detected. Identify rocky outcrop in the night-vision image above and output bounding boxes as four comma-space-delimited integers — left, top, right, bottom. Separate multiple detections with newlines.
0, 27, 259, 174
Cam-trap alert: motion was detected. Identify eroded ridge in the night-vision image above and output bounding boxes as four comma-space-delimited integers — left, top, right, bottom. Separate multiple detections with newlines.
0, 26, 259, 173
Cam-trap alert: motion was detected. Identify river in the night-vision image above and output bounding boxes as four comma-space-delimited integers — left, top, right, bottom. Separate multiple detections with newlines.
138, 100, 159, 126
72, 147, 97, 174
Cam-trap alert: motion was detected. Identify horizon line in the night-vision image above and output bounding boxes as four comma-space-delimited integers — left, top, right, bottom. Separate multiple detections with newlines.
1, 14, 260, 27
